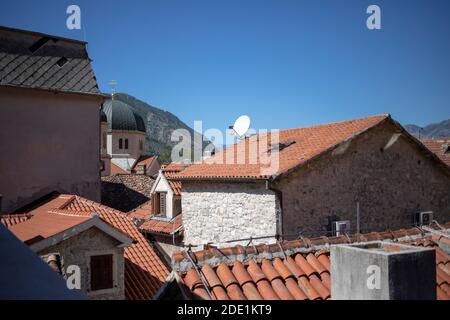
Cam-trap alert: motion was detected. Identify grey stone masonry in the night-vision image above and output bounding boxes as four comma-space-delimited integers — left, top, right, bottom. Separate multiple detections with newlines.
182, 181, 280, 246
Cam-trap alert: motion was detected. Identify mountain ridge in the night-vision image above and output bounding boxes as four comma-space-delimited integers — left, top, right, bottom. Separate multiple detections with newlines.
404, 119, 450, 138
112, 92, 206, 164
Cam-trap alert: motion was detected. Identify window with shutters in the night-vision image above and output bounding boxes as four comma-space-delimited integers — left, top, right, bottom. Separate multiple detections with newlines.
90, 254, 114, 291
153, 192, 167, 216
159, 192, 166, 216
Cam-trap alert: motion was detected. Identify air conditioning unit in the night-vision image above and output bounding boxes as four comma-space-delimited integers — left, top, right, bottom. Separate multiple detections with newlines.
333, 220, 351, 236
416, 211, 433, 226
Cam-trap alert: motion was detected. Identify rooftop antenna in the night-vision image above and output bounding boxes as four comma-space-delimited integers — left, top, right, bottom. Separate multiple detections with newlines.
108, 80, 117, 100
229, 115, 251, 140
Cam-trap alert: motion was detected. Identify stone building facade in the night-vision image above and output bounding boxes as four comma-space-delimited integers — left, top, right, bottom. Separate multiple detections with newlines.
272, 121, 450, 238
38, 227, 126, 300
177, 115, 450, 246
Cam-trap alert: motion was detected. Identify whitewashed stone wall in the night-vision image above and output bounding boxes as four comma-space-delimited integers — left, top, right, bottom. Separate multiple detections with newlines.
182, 181, 280, 246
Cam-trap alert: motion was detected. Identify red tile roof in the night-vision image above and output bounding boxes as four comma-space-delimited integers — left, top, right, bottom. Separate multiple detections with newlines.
175, 114, 390, 180
132, 155, 157, 170
9, 211, 91, 245
162, 162, 190, 174
18, 194, 170, 300
140, 214, 183, 235
173, 222, 450, 300
422, 138, 450, 167
160, 162, 190, 196
128, 200, 153, 220
0, 213, 33, 228
168, 180, 182, 196
110, 163, 128, 175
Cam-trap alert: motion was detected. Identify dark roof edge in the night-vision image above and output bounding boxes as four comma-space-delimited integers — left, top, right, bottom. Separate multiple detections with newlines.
0, 25, 88, 45
0, 84, 105, 99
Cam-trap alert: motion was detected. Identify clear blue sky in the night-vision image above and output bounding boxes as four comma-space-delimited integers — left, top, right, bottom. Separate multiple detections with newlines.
1, 0, 449, 133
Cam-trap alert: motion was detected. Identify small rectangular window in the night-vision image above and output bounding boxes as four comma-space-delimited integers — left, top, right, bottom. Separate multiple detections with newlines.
125, 139, 129, 149
119, 138, 123, 149
90, 254, 113, 291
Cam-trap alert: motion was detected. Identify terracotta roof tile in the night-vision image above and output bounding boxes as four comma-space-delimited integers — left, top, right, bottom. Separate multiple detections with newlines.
139, 214, 182, 235
132, 155, 157, 170
175, 222, 450, 300
421, 138, 450, 167
110, 163, 128, 174
175, 115, 390, 180
0, 213, 33, 228
128, 200, 153, 220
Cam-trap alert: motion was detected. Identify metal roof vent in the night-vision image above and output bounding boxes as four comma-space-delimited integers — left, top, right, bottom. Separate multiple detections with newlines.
56, 57, 68, 67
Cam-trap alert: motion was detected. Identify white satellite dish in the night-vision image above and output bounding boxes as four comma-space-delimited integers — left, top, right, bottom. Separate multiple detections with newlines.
232, 115, 251, 137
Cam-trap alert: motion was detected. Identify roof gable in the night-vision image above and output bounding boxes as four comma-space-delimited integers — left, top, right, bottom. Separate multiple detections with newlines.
176, 114, 390, 180
175, 114, 450, 181
10, 212, 134, 252
17, 194, 170, 300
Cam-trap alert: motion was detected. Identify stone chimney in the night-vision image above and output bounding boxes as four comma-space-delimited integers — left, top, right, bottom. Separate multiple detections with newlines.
331, 241, 436, 300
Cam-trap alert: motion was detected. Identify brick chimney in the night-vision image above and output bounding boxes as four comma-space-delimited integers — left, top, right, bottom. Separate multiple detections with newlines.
331, 241, 436, 300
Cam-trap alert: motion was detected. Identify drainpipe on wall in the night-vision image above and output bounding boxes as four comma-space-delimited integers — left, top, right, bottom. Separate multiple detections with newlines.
266, 181, 283, 240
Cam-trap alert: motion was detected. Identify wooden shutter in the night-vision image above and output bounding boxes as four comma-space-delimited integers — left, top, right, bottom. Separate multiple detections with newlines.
153, 193, 160, 214
160, 193, 166, 216
90, 254, 113, 290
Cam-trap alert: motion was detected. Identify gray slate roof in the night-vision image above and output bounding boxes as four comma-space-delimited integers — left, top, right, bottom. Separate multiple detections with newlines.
0, 26, 100, 95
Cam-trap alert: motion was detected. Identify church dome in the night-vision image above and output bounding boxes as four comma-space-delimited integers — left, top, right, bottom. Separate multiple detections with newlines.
102, 99, 146, 133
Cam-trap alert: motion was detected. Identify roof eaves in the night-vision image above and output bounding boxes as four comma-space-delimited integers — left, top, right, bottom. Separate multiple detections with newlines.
0, 83, 104, 99
173, 175, 270, 182
0, 25, 88, 45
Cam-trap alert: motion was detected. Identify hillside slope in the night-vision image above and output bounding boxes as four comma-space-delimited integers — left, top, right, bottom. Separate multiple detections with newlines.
405, 119, 450, 138
113, 93, 205, 163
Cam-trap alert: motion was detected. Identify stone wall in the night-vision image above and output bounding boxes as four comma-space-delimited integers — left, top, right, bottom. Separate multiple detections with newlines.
182, 181, 280, 246
38, 227, 125, 300
273, 122, 450, 238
